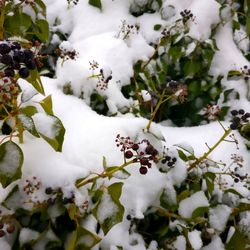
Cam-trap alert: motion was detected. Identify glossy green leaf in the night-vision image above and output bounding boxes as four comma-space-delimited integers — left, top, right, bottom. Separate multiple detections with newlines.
204, 172, 216, 197
225, 228, 247, 250
154, 24, 162, 31
0, 141, 23, 188
35, 19, 49, 42
26, 70, 45, 95
40, 95, 54, 115
20, 106, 38, 117
192, 206, 208, 219
89, 0, 102, 10
66, 226, 101, 250
4, 13, 32, 36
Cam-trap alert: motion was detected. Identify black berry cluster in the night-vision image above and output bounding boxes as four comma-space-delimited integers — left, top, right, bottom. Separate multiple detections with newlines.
0, 40, 37, 79
115, 134, 158, 175
23, 176, 41, 196
57, 47, 78, 62
241, 65, 250, 81
117, 20, 140, 40
230, 109, 250, 130
45, 186, 75, 206
161, 155, 177, 168
97, 68, 113, 90
180, 9, 194, 23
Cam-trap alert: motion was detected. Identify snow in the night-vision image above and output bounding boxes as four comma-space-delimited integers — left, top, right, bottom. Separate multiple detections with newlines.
179, 191, 209, 218
188, 230, 203, 250
202, 235, 224, 250
209, 204, 232, 232
0, 0, 250, 249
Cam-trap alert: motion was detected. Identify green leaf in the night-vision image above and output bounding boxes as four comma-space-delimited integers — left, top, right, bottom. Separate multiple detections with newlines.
225, 188, 244, 198
37, 115, 65, 152
154, 24, 162, 31
40, 95, 54, 115
168, 46, 182, 64
192, 206, 208, 219
232, 20, 240, 30
227, 70, 242, 78
26, 69, 45, 95
102, 156, 107, 170
223, 88, 234, 103
204, 172, 216, 197
18, 114, 40, 137
89, 0, 102, 10
93, 183, 124, 235
35, 19, 49, 42
4, 13, 32, 36
20, 106, 38, 117
183, 60, 201, 76
66, 226, 101, 250
0, 141, 23, 188
241, 123, 250, 140
246, 16, 250, 37
225, 228, 247, 250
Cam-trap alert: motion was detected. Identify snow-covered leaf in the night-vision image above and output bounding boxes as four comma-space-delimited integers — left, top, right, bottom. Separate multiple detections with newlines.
0, 141, 23, 188
93, 182, 124, 235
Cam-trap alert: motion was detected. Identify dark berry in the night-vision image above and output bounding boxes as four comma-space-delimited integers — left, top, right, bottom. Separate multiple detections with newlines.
1, 54, 13, 65
126, 214, 132, 220
230, 123, 238, 130
172, 157, 177, 162
63, 197, 70, 204
230, 110, 238, 116
132, 143, 139, 151
13, 50, 25, 63
125, 150, 133, 159
161, 159, 167, 164
45, 187, 53, 195
6, 225, 15, 234
243, 65, 248, 69
23, 49, 34, 60
145, 145, 154, 155
167, 161, 174, 167
234, 178, 239, 183
47, 198, 55, 205
239, 109, 245, 115
12, 61, 20, 70
0, 43, 11, 54
0, 230, 5, 237
244, 112, 250, 118
11, 42, 21, 50
4, 68, 15, 77
165, 156, 171, 161
19, 67, 30, 78
233, 117, 240, 124
147, 162, 152, 168
25, 59, 36, 70
139, 166, 148, 175
140, 157, 149, 165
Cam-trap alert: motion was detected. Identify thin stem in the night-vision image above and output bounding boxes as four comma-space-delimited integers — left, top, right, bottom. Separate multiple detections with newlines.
146, 90, 170, 132
0, 0, 5, 40
188, 128, 231, 171
76, 159, 134, 188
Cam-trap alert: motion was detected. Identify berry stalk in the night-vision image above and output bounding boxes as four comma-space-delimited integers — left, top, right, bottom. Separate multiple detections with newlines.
188, 127, 231, 171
